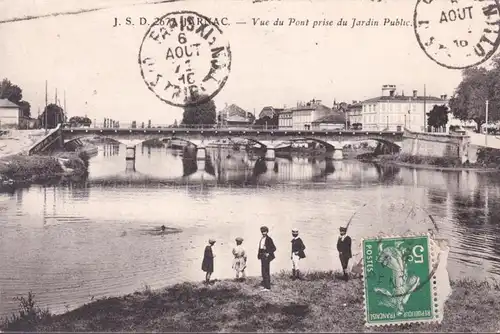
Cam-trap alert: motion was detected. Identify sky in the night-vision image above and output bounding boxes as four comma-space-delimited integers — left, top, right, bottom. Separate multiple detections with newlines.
0, 0, 480, 125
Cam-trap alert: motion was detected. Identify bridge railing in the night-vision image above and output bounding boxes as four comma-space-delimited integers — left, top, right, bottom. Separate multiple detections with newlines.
63, 122, 281, 130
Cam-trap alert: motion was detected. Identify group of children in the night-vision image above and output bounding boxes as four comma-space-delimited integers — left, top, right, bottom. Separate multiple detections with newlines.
201, 226, 352, 287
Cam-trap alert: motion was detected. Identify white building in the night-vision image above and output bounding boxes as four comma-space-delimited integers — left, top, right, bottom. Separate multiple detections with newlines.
278, 108, 293, 129
360, 85, 448, 132
345, 101, 362, 128
0, 98, 21, 128
286, 99, 332, 130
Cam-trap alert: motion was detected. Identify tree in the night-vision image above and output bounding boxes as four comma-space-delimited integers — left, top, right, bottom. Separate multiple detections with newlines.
449, 55, 500, 132
17, 101, 31, 118
39, 103, 65, 129
255, 114, 279, 127
181, 94, 216, 125
427, 104, 449, 131
69, 116, 92, 127
0, 78, 31, 118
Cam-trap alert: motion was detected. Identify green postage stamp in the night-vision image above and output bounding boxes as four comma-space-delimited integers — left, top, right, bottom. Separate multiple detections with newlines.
362, 234, 442, 327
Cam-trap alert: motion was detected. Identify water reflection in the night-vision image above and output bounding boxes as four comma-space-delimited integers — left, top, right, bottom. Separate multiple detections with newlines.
1, 143, 500, 318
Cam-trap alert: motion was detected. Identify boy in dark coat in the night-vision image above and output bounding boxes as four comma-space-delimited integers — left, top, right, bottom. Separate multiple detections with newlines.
337, 227, 352, 281
257, 226, 276, 291
202, 238, 216, 284
290, 228, 306, 280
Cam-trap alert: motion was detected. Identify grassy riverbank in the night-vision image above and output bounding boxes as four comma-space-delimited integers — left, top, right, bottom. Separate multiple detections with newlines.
3, 271, 500, 332
0, 151, 89, 183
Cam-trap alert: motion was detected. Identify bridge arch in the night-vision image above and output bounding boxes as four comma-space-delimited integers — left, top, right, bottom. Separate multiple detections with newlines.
273, 137, 336, 151
64, 135, 202, 150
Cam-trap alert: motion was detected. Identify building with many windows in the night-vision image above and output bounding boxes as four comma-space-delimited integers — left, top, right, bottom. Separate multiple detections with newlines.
359, 85, 448, 131
290, 99, 332, 130
278, 108, 293, 129
345, 101, 362, 129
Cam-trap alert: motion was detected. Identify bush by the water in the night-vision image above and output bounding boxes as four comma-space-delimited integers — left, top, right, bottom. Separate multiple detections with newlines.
395, 153, 461, 168
2, 292, 51, 332
0, 151, 90, 182
0, 155, 63, 181
476, 147, 500, 167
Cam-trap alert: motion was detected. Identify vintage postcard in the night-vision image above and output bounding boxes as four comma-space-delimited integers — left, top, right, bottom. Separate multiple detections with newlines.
0, 0, 499, 332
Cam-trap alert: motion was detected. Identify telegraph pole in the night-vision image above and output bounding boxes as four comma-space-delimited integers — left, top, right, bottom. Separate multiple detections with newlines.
423, 84, 427, 132
45, 80, 48, 134
485, 99, 489, 147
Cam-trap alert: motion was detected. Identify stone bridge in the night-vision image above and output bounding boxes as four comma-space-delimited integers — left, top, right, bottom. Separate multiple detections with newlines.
61, 127, 403, 160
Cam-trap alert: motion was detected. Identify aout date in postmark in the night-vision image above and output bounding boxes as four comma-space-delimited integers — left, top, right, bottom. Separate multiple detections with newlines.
414, 0, 500, 69
138, 11, 231, 107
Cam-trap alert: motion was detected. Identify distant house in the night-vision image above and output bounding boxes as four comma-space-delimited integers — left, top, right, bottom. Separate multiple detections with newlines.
259, 106, 284, 119
311, 112, 346, 130
219, 104, 253, 127
291, 99, 332, 130
345, 102, 363, 129
0, 99, 21, 129
278, 109, 293, 129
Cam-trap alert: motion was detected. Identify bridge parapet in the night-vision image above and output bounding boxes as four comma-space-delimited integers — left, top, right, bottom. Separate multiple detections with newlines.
62, 128, 403, 148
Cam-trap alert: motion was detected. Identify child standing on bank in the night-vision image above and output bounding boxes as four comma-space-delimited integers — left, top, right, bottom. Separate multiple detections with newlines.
232, 237, 247, 281
290, 228, 306, 280
202, 238, 216, 284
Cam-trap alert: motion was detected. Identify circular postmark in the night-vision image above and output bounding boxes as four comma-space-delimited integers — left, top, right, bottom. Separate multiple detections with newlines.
414, 0, 500, 69
138, 11, 231, 107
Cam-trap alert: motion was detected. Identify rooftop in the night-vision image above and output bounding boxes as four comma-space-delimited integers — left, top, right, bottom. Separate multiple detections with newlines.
312, 112, 346, 124
0, 99, 19, 108
220, 104, 248, 118
362, 95, 447, 103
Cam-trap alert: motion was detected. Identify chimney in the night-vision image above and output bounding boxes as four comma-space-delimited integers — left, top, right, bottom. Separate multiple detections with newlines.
413, 90, 417, 98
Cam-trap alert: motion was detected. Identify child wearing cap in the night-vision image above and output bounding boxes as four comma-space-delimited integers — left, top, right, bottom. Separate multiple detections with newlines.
337, 227, 352, 281
232, 237, 247, 281
291, 228, 306, 280
202, 239, 216, 284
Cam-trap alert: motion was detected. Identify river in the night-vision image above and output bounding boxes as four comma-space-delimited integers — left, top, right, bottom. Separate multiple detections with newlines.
0, 143, 499, 317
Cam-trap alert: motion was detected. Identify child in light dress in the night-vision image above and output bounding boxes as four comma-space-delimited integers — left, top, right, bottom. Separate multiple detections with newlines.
232, 237, 247, 281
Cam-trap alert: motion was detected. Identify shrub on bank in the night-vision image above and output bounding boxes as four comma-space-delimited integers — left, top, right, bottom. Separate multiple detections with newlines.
396, 153, 462, 168
2, 292, 51, 332
0, 155, 63, 181
476, 147, 500, 166
0, 151, 90, 183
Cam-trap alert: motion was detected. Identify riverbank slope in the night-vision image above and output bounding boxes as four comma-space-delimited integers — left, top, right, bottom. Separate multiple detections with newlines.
3, 271, 499, 332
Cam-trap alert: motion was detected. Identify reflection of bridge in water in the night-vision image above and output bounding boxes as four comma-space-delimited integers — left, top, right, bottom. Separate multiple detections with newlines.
95, 144, 402, 185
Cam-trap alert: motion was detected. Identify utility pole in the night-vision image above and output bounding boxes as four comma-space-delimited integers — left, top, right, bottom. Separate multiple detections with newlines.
45, 80, 48, 134
486, 99, 489, 147
423, 84, 427, 132
64, 90, 67, 123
